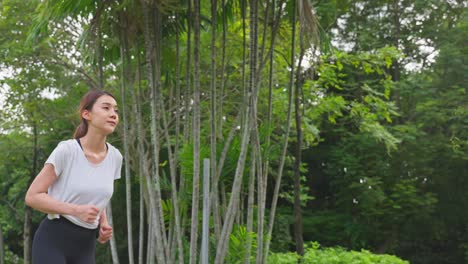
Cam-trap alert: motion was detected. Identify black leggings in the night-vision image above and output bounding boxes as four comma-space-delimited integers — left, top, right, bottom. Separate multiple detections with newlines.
32, 217, 97, 264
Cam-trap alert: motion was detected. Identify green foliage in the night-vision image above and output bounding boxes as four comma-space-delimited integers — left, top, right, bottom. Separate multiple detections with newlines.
0, 132, 40, 255
303, 47, 402, 152
279, 173, 315, 207
303, 247, 409, 264
225, 225, 257, 264
318, 132, 438, 252
268, 242, 409, 264
300, 211, 368, 249
267, 251, 300, 264
269, 211, 294, 253
4, 248, 22, 264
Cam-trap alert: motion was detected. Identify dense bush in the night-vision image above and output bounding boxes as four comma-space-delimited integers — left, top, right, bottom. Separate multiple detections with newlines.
4, 248, 22, 264
268, 242, 409, 264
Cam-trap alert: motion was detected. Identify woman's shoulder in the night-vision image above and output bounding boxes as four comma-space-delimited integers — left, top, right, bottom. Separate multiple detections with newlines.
49, 139, 79, 158
45, 139, 78, 169
106, 142, 123, 160
58, 138, 76, 145
54, 139, 77, 152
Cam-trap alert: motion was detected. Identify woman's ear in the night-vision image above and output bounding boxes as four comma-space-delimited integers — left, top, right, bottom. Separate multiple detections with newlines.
81, 110, 91, 121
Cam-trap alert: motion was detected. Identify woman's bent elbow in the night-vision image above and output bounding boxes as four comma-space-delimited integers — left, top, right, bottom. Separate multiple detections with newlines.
25, 192, 34, 207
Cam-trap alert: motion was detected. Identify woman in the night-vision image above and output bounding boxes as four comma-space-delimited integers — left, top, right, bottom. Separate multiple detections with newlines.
25, 90, 123, 264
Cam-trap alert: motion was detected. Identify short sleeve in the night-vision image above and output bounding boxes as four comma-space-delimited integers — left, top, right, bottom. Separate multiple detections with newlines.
114, 150, 123, 180
45, 141, 69, 178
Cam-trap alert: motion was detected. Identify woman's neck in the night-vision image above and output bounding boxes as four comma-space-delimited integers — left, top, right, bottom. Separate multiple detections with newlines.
79, 133, 107, 154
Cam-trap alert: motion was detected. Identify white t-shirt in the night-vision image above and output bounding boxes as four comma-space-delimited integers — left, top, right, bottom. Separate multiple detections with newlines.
45, 139, 122, 229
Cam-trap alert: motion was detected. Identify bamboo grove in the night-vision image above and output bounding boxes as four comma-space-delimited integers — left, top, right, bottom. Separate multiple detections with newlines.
22, 0, 327, 262
1, 0, 466, 263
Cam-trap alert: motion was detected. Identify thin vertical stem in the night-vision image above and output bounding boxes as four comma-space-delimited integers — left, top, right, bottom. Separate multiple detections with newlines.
293, 3, 306, 253
184, 0, 193, 144
244, 147, 256, 264
107, 203, 120, 264
189, 0, 201, 262
218, 0, 227, 140
264, 0, 297, 257
210, 0, 219, 243
119, 10, 135, 263
159, 86, 184, 264
138, 178, 145, 264
139, 2, 167, 263
0, 223, 4, 264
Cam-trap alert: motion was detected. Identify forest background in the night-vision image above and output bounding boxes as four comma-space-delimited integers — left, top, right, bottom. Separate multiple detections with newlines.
0, 0, 466, 263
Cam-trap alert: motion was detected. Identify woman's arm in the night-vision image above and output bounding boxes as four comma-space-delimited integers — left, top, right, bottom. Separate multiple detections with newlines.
25, 164, 100, 223
99, 208, 108, 225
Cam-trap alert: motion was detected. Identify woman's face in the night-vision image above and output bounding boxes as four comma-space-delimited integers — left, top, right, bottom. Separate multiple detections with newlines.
82, 95, 119, 135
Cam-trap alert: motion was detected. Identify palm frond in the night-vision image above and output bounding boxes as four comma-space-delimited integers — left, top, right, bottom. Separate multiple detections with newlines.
27, 0, 98, 43
298, 0, 320, 47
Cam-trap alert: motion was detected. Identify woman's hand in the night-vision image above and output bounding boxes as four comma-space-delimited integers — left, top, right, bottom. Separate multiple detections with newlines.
97, 223, 113, 244
74, 204, 100, 223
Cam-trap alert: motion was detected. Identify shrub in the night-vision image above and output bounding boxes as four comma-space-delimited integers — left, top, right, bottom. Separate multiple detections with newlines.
268, 242, 409, 264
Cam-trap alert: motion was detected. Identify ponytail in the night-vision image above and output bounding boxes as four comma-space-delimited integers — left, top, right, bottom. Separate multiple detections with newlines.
73, 119, 88, 139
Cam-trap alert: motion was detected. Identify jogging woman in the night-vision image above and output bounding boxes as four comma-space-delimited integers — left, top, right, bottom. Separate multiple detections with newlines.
25, 90, 122, 264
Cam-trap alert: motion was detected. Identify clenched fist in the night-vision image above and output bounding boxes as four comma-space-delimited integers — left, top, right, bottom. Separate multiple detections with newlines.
97, 223, 113, 244
74, 204, 100, 223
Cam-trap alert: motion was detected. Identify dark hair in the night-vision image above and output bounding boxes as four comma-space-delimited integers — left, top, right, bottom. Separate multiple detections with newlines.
73, 90, 116, 139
